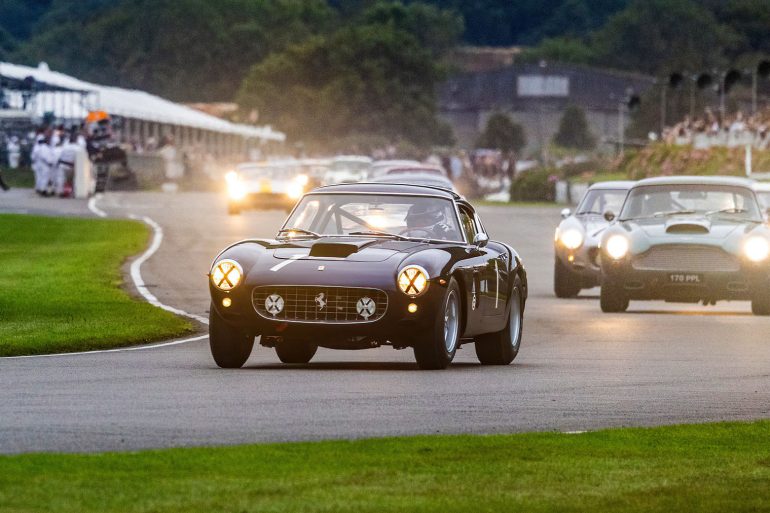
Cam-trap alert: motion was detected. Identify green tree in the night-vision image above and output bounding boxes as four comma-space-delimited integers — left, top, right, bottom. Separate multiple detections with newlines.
553, 105, 596, 150
590, 0, 740, 75
14, 0, 335, 101
361, 1, 463, 57
476, 113, 527, 153
238, 21, 455, 149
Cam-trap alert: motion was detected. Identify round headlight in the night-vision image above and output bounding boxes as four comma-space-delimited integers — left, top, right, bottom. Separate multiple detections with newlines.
227, 180, 247, 200
287, 183, 304, 199
211, 259, 243, 291
744, 236, 770, 262
398, 265, 429, 296
560, 229, 584, 250
605, 235, 629, 260
296, 174, 309, 186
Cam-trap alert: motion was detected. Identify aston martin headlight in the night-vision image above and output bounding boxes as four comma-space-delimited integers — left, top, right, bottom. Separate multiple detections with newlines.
744, 236, 770, 262
559, 229, 584, 250
605, 235, 629, 260
398, 265, 429, 296
211, 259, 243, 291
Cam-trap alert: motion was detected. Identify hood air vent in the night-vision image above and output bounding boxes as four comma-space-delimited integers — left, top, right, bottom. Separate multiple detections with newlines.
665, 222, 709, 234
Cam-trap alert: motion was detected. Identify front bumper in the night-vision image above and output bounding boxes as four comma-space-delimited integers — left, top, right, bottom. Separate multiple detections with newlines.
602, 259, 770, 301
555, 242, 601, 286
210, 281, 445, 344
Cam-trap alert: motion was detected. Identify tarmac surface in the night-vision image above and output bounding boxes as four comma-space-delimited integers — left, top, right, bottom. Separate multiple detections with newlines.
1, 189, 769, 453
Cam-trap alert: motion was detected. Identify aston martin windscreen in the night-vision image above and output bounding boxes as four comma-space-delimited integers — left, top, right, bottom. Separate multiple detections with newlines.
619, 184, 762, 222
576, 189, 628, 215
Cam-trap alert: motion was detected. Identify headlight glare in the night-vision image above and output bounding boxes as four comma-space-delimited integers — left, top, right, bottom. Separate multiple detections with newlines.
398, 265, 429, 296
227, 180, 247, 200
560, 229, 584, 250
211, 259, 243, 291
287, 183, 304, 199
744, 236, 770, 262
296, 174, 309, 186
605, 235, 629, 260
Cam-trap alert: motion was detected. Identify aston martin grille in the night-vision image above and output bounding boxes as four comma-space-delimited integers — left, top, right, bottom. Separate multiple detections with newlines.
632, 245, 739, 272
252, 286, 388, 323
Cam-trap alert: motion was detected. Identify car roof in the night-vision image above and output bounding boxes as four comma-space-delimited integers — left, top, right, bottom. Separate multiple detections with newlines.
373, 173, 454, 188
633, 175, 756, 188
588, 180, 635, 190
753, 181, 770, 191
311, 182, 461, 200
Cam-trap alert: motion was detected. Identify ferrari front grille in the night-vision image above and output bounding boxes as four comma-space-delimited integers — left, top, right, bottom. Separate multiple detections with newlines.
631, 245, 740, 272
252, 285, 388, 323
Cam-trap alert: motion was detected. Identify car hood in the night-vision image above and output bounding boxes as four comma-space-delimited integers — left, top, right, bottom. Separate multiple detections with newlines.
271, 237, 429, 262
629, 216, 745, 242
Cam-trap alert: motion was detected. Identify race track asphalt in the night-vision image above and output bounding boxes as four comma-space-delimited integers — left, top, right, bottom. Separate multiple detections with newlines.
1, 190, 769, 453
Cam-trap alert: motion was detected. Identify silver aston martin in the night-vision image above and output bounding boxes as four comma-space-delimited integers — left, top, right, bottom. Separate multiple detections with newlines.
553, 181, 634, 297
599, 176, 770, 315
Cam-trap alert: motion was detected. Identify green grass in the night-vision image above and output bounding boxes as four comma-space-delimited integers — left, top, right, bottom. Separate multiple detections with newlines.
1, 166, 35, 188
1, 421, 769, 512
0, 214, 193, 355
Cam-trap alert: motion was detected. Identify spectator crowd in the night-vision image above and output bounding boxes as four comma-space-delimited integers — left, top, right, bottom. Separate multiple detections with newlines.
662, 108, 770, 150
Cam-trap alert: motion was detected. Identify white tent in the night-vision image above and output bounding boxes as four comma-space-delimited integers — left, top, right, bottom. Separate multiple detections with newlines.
0, 61, 284, 141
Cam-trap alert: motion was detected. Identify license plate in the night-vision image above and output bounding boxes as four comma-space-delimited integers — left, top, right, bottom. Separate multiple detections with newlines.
259, 179, 272, 193
669, 273, 702, 284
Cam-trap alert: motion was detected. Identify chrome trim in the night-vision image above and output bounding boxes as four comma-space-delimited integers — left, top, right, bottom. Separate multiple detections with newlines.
397, 264, 430, 297
251, 285, 389, 324
210, 259, 244, 291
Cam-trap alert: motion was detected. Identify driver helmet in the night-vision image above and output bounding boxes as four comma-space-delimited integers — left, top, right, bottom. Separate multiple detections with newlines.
405, 202, 445, 228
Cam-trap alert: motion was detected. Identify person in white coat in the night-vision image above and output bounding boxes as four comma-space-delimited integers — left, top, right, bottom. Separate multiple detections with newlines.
30, 134, 46, 195
55, 133, 79, 197
6, 136, 20, 169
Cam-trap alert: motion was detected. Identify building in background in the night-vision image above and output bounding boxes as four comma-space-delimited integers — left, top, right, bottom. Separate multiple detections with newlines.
438, 60, 655, 154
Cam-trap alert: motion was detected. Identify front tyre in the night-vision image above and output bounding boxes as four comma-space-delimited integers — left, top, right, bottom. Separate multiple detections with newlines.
600, 280, 629, 313
554, 257, 581, 298
209, 303, 254, 368
275, 339, 318, 364
413, 278, 461, 370
475, 275, 524, 365
751, 289, 770, 316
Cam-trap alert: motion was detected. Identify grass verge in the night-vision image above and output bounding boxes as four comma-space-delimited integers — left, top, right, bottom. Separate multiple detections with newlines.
1, 421, 769, 512
0, 214, 192, 356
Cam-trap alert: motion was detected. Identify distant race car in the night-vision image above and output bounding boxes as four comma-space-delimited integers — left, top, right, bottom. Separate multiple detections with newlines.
225, 161, 309, 214
372, 171, 456, 192
208, 182, 527, 369
367, 159, 422, 179
553, 181, 634, 297
322, 155, 372, 185
599, 176, 770, 315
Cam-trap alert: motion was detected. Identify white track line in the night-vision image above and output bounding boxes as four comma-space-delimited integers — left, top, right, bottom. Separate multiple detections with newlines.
0, 335, 209, 360
87, 194, 107, 218
127, 214, 209, 325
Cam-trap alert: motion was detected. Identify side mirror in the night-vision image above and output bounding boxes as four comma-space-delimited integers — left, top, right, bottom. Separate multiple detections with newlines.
560, 208, 572, 219
603, 210, 616, 222
473, 232, 489, 248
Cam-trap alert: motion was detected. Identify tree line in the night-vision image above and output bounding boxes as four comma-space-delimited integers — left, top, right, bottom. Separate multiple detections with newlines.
1, 0, 767, 150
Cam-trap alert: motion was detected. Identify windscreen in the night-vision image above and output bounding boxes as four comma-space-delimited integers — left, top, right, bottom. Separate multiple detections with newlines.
757, 191, 770, 210
620, 184, 761, 221
576, 189, 628, 215
284, 193, 464, 241
237, 164, 297, 179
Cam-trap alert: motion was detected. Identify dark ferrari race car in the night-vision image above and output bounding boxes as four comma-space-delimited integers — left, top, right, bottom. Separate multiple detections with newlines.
208, 183, 527, 369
